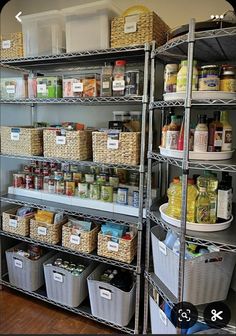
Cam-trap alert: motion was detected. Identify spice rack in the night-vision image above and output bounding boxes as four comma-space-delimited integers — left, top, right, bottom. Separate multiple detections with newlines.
0, 44, 150, 334
143, 21, 236, 334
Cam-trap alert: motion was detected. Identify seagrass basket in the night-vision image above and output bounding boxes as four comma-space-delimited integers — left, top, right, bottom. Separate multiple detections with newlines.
111, 12, 169, 48
0, 126, 43, 156
1, 32, 24, 59
92, 132, 140, 165
2, 207, 34, 236
43, 129, 92, 160
30, 218, 67, 244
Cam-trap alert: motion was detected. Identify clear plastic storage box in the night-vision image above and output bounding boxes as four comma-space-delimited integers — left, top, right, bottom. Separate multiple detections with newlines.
21, 10, 65, 57
62, 0, 121, 52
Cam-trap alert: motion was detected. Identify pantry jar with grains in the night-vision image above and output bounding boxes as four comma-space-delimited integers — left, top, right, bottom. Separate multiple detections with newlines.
220, 65, 236, 92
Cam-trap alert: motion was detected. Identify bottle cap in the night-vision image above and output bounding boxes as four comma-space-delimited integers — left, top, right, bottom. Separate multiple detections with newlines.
199, 187, 206, 192
187, 178, 195, 185
115, 60, 126, 66
173, 177, 180, 183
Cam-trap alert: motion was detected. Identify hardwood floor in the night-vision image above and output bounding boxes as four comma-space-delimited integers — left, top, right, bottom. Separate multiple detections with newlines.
0, 287, 115, 334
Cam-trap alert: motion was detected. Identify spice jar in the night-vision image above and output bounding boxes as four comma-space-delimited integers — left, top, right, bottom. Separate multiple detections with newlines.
199, 65, 220, 91
220, 65, 236, 92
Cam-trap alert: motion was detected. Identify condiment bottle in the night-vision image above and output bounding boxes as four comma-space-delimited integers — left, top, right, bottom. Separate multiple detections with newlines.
189, 123, 195, 151
161, 115, 171, 148
164, 64, 178, 93
193, 115, 208, 152
220, 65, 236, 92
208, 111, 223, 152
176, 60, 198, 92
112, 60, 126, 96
196, 186, 210, 224
220, 111, 233, 151
166, 115, 179, 150
177, 119, 184, 150
217, 172, 233, 220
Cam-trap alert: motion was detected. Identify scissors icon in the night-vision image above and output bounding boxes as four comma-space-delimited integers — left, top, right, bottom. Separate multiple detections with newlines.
211, 309, 223, 322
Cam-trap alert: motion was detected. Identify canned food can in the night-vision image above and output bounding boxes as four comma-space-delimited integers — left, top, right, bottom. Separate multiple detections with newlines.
97, 173, 108, 185
64, 172, 73, 181
90, 183, 101, 200
65, 181, 75, 196
56, 179, 65, 194
70, 164, 78, 172
101, 185, 113, 203
34, 167, 43, 175
23, 165, 33, 173
34, 175, 43, 190
61, 162, 70, 172
117, 187, 128, 205
43, 176, 49, 191
49, 162, 59, 171
43, 168, 50, 176
54, 171, 64, 180
13, 173, 25, 188
109, 176, 119, 188
78, 182, 89, 198
42, 162, 50, 168
115, 169, 127, 184
85, 173, 95, 183
48, 178, 56, 193
73, 172, 83, 182
25, 174, 34, 189
133, 190, 139, 208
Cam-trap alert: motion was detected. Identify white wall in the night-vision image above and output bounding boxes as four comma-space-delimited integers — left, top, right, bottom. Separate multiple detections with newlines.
1, 0, 232, 33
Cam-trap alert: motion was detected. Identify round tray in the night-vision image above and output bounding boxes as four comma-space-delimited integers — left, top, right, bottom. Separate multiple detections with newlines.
160, 203, 233, 232
163, 91, 236, 101
159, 146, 234, 161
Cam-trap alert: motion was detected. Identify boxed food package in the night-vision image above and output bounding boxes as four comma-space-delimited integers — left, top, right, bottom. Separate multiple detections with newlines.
63, 77, 84, 97
1, 76, 28, 99
62, 0, 121, 52
83, 74, 100, 97
36, 76, 62, 98
1, 32, 23, 59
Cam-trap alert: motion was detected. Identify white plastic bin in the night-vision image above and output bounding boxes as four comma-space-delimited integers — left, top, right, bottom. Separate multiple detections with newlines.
150, 296, 176, 334
6, 242, 54, 291
44, 253, 96, 307
87, 264, 135, 326
21, 10, 65, 57
62, 0, 121, 52
151, 226, 236, 305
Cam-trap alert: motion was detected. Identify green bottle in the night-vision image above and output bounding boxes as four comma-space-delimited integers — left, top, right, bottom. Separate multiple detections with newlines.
196, 187, 210, 223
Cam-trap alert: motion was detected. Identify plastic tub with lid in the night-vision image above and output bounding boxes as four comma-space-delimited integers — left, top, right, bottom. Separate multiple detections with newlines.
113, 111, 130, 122
21, 10, 65, 57
129, 111, 142, 121
62, 0, 121, 52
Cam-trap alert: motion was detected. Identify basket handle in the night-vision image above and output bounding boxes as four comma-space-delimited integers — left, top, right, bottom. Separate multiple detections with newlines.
99, 286, 113, 293
205, 257, 223, 263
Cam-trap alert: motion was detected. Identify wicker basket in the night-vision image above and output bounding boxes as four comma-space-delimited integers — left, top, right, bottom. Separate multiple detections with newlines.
62, 223, 100, 253
111, 12, 169, 48
43, 129, 92, 160
97, 232, 137, 264
2, 207, 34, 237
0, 126, 43, 156
1, 32, 23, 59
30, 218, 67, 244
92, 132, 140, 165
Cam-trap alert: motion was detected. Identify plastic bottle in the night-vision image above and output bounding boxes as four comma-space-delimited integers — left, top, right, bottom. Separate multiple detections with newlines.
217, 172, 233, 220
205, 171, 218, 224
220, 111, 233, 151
193, 115, 208, 152
176, 60, 198, 92
196, 187, 210, 224
166, 115, 179, 150
187, 178, 198, 222
112, 60, 126, 96
161, 115, 171, 148
177, 119, 184, 150
208, 111, 223, 152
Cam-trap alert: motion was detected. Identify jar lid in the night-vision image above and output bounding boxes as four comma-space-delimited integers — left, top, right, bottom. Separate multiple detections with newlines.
201, 65, 219, 69
222, 70, 235, 75
115, 60, 126, 66
165, 63, 178, 70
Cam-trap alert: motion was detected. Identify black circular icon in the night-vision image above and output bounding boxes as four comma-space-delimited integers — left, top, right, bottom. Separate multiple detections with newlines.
203, 301, 231, 329
170, 302, 198, 329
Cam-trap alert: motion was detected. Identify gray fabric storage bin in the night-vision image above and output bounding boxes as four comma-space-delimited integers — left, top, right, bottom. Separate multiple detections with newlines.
150, 296, 176, 334
151, 226, 236, 305
87, 264, 135, 326
6, 242, 54, 291
44, 253, 96, 307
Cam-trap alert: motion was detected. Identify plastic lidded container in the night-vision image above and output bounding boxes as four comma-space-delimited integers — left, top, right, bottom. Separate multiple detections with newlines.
112, 111, 130, 122
62, 0, 121, 52
129, 111, 142, 121
21, 10, 65, 57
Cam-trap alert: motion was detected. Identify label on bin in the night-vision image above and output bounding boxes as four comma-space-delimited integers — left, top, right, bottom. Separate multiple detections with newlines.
112, 80, 125, 91
37, 226, 47, 236
70, 234, 81, 245
124, 22, 137, 33
53, 272, 63, 283
100, 289, 112, 300
14, 259, 23, 269
56, 136, 66, 145
73, 82, 83, 92
11, 132, 20, 141
6, 85, 16, 94
37, 84, 47, 94
158, 241, 167, 255
107, 241, 119, 252
9, 219, 18, 228
2, 40, 11, 49
159, 309, 167, 325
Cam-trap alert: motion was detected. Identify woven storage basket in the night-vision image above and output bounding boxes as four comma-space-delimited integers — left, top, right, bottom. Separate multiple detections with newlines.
1, 32, 23, 59
111, 12, 169, 48
30, 218, 67, 244
92, 132, 140, 165
2, 207, 34, 237
97, 232, 137, 264
43, 129, 92, 160
0, 126, 43, 156
62, 223, 100, 253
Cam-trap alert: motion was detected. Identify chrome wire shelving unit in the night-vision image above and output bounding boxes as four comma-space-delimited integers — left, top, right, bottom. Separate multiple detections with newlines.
143, 20, 236, 335
0, 44, 151, 334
